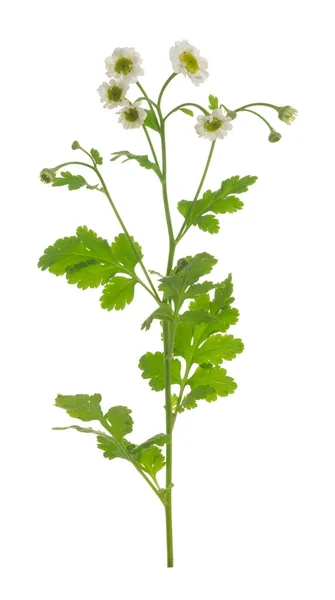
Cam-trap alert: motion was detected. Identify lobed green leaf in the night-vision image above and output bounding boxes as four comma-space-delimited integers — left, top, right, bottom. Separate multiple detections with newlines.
111, 150, 161, 180
100, 276, 136, 311
138, 352, 182, 391
178, 175, 257, 234
90, 148, 103, 165
54, 393, 103, 422
104, 405, 133, 441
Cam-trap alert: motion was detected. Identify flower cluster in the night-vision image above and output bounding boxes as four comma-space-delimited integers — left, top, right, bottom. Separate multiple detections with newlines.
96, 42, 297, 144
98, 47, 146, 129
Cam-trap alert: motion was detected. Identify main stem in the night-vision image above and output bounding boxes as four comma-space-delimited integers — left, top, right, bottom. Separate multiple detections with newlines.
158, 81, 176, 566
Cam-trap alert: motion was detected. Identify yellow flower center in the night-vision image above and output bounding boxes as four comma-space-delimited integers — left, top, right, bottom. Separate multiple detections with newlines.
124, 107, 139, 122
115, 57, 133, 75
107, 85, 122, 102
204, 118, 222, 132
179, 52, 199, 74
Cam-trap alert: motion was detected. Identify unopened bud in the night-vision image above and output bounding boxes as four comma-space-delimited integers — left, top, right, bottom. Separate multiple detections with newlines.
40, 168, 56, 184
268, 130, 281, 143
226, 109, 237, 120
71, 140, 80, 150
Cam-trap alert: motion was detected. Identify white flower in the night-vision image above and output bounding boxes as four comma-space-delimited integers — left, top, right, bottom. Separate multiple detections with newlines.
277, 105, 298, 125
117, 101, 147, 130
169, 40, 208, 86
195, 109, 233, 141
97, 79, 129, 109
105, 47, 144, 84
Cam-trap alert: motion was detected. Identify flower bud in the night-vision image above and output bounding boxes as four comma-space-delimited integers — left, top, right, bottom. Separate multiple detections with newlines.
277, 106, 298, 125
40, 168, 56, 184
176, 258, 189, 271
268, 130, 281, 143
226, 109, 237, 120
71, 140, 80, 150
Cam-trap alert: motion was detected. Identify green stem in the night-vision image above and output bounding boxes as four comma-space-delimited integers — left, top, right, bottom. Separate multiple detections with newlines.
176, 141, 216, 243
94, 167, 161, 304
234, 101, 279, 111
236, 108, 274, 132
164, 102, 209, 121
142, 125, 161, 172
163, 320, 174, 567
156, 73, 179, 568
158, 113, 175, 275
157, 73, 178, 107
54, 161, 96, 172
100, 418, 164, 504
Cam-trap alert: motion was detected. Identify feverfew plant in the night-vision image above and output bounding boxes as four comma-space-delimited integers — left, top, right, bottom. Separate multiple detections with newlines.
38, 41, 297, 568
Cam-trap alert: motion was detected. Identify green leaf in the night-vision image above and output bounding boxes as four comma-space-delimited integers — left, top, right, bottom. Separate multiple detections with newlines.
90, 148, 103, 165
111, 150, 161, 180
144, 108, 160, 132
179, 310, 220, 326
159, 253, 217, 301
208, 95, 219, 110
177, 175, 257, 234
111, 233, 143, 273
180, 107, 194, 116
173, 321, 193, 361
141, 304, 174, 331
188, 365, 237, 398
193, 334, 244, 365
52, 425, 106, 435
38, 227, 142, 290
197, 214, 220, 234
189, 293, 211, 312
55, 393, 103, 422
52, 171, 98, 191
138, 445, 165, 478
138, 352, 182, 391
131, 433, 170, 457
104, 405, 133, 440
100, 276, 136, 311
180, 385, 217, 410
97, 435, 128, 460
185, 281, 222, 299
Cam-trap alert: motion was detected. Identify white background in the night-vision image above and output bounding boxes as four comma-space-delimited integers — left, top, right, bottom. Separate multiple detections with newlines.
1, 0, 334, 598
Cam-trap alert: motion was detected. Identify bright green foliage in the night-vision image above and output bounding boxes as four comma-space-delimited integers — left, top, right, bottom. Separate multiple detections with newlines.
208, 95, 219, 110
38, 227, 139, 283
111, 150, 161, 180
104, 405, 134, 440
193, 334, 244, 364
97, 435, 128, 460
180, 107, 194, 116
90, 148, 103, 165
197, 214, 220, 234
38, 228, 143, 309
144, 109, 160, 132
180, 385, 216, 410
188, 365, 237, 399
185, 281, 221, 299
55, 393, 103, 422
138, 445, 165, 478
141, 304, 174, 331
139, 352, 182, 391
159, 253, 217, 304
100, 276, 136, 310
131, 433, 170, 457
52, 425, 105, 435
52, 171, 98, 191
111, 233, 143, 272
178, 175, 257, 234
179, 310, 220, 326
173, 321, 193, 361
